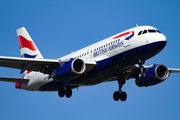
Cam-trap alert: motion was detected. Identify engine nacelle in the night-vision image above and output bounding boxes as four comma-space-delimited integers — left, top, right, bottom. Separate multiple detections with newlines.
52, 58, 86, 81
135, 64, 169, 87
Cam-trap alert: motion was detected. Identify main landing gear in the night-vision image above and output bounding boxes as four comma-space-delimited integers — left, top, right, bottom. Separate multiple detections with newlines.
58, 87, 72, 98
113, 77, 127, 101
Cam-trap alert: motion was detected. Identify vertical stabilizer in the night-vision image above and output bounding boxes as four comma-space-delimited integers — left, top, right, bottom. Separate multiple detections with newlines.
16, 27, 43, 59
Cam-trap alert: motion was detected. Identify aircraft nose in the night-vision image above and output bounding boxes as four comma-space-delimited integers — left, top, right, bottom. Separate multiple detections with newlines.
156, 33, 167, 51
160, 33, 167, 42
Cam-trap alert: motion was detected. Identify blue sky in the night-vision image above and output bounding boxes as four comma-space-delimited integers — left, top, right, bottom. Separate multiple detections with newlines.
0, 0, 180, 120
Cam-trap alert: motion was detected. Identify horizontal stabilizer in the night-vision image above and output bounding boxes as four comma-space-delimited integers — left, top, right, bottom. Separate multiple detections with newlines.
0, 77, 29, 83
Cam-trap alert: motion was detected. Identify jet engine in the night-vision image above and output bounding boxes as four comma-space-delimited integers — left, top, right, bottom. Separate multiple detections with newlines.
135, 64, 169, 87
52, 58, 86, 81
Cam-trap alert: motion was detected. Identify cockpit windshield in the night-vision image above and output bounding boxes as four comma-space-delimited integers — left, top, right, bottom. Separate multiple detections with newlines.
138, 29, 161, 35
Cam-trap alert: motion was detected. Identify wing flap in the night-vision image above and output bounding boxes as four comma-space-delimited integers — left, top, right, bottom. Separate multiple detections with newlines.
0, 77, 29, 83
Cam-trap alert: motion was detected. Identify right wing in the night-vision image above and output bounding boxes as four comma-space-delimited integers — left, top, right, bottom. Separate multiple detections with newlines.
0, 56, 97, 74
0, 56, 60, 74
0, 77, 29, 83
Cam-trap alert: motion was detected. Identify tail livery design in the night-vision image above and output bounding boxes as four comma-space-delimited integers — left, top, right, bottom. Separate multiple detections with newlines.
17, 27, 43, 59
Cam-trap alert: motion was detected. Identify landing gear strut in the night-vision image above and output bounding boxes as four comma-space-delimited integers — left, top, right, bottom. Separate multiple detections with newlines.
113, 76, 127, 101
58, 87, 72, 98
137, 59, 146, 79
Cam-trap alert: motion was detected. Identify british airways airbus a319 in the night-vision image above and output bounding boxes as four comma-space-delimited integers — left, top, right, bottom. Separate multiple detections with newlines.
0, 25, 180, 102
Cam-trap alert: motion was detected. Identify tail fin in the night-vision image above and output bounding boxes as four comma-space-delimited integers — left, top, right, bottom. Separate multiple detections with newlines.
16, 27, 43, 59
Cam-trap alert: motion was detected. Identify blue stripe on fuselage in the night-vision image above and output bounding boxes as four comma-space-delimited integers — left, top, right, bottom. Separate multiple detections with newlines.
125, 34, 134, 40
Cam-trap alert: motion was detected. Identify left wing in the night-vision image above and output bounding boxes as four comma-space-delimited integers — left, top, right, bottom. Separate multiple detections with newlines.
168, 68, 180, 73
120, 64, 180, 81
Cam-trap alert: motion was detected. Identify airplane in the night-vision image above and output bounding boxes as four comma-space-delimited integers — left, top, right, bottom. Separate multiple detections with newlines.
0, 25, 180, 102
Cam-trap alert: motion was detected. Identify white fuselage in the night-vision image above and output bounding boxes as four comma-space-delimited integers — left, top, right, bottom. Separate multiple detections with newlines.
21, 26, 167, 91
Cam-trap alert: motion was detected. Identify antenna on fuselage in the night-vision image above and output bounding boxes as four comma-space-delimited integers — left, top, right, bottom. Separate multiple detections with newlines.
136, 24, 139, 27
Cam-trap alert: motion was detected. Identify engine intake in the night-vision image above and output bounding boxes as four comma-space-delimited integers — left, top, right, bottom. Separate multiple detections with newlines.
136, 64, 169, 87
52, 58, 85, 81
72, 59, 85, 74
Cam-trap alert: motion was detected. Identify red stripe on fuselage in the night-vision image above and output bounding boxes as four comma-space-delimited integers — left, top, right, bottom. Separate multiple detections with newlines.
18, 35, 37, 51
113, 31, 134, 39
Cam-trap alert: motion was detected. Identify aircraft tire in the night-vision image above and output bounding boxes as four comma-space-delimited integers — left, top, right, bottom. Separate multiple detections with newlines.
66, 88, 72, 98
58, 88, 65, 97
120, 91, 127, 101
138, 72, 147, 79
113, 91, 120, 101
138, 72, 143, 78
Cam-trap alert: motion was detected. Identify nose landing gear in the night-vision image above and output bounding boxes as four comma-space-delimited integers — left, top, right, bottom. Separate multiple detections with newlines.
137, 59, 146, 79
113, 76, 127, 101
113, 59, 146, 102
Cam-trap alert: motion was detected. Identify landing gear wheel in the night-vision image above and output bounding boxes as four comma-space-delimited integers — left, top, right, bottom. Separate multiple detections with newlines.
138, 72, 147, 79
58, 87, 65, 97
113, 91, 120, 101
113, 91, 127, 101
120, 91, 127, 101
66, 88, 72, 98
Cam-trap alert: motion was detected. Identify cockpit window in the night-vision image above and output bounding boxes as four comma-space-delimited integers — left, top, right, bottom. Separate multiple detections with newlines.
156, 30, 161, 33
148, 29, 156, 33
142, 30, 147, 34
138, 31, 142, 35
138, 29, 161, 36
